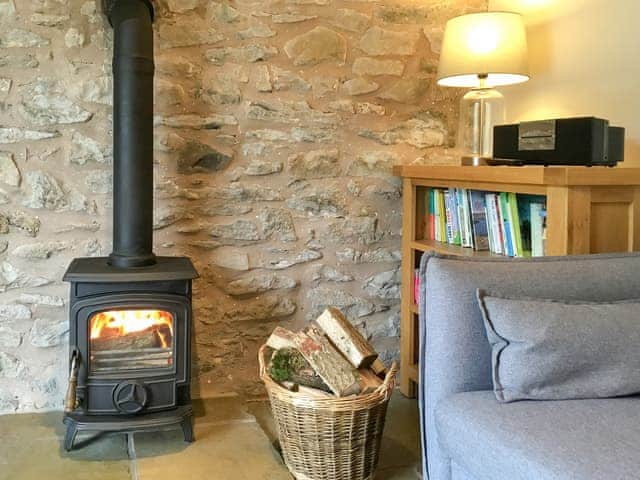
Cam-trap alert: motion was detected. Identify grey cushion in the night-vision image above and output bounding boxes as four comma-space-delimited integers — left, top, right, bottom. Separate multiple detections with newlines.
435, 390, 640, 480
418, 252, 640, 480
477, 292, 640, 402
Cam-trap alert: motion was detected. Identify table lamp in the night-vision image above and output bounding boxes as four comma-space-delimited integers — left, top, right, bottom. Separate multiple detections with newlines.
437, 11, 529, 165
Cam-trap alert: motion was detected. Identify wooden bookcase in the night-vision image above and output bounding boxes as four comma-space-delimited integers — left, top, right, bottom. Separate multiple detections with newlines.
393, 165, 640, 397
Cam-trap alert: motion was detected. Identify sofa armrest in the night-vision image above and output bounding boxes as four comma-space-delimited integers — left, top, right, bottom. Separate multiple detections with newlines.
418, 253, 493, 480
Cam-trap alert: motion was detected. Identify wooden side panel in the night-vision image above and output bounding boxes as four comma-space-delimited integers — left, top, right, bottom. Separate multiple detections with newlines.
632, 188, 640, 250
546, 186, 592, 255
567, 187, 592, 254
415, 185, 428, 241
400, 179, 417, 397
545, 186, 568, 255
589, 186, 639, 253
590, 203, 630, 253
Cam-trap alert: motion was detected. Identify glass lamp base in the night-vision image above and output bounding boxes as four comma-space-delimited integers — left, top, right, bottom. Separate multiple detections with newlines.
457, 87, 506, 161
460, 155, 490, 166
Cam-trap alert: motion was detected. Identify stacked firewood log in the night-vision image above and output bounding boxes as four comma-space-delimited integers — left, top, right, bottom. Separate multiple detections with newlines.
266, 307, 387, 398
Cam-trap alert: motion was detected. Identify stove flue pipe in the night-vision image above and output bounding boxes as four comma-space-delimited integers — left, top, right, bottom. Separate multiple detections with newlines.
104, 0, 156, 268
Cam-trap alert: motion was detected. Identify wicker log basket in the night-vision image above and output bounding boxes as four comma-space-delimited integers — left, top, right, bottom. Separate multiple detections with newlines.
259, 344, 398, 480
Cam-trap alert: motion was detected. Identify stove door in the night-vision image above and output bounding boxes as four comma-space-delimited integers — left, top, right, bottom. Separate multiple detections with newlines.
70, 293, 190, 415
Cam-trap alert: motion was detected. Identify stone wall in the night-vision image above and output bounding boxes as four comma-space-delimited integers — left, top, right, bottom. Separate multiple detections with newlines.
0, 0, 485, 413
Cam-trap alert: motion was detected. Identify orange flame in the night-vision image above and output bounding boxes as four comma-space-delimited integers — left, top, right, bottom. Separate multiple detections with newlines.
90, 310, 174, 348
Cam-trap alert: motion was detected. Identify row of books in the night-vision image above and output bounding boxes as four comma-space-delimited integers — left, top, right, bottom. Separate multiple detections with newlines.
426, 188, 547, 257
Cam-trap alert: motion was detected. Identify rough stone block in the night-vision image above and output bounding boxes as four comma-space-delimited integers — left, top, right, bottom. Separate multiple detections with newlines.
284, 27, 347, 66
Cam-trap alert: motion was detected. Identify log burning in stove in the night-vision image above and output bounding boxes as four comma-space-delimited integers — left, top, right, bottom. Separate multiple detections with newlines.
90, 310, 175, 372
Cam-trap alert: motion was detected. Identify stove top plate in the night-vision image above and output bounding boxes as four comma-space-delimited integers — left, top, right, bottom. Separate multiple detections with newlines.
63, 256, 199, 283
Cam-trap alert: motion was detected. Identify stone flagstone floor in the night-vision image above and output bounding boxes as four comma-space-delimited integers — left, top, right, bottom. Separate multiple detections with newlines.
0, 393, 420, 480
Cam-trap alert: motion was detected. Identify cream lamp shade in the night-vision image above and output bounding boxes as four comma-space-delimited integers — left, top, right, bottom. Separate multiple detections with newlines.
437, 11, 529, 88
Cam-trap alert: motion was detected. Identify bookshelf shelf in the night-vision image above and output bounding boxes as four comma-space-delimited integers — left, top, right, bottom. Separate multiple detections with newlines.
411, 239, 499, 257
395, 165, 640, 398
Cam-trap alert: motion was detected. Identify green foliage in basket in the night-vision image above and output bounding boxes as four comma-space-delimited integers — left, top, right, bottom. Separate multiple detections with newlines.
269, 348, 307, 382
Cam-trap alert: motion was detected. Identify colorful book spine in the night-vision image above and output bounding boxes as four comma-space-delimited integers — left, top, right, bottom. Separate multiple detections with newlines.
508, 192, 524, 257
499, 192, 514, 257
454, 192, 462, 246
530, 203, 546, 257
469, 190, 490, 251
517, 195, 544, 256
451, 189, 462, 245
484, 201, 495, 253
458, 189, 473, 248
485, 193, 502, 254
429, 189, 435, 241
448, 190, 461, 245
444, 190, 454, 244
442, 190, 449, 243
436, 189, 447, 242
434, 189, 441, 242
414, 269, 420, 305
493, 194, 505, 254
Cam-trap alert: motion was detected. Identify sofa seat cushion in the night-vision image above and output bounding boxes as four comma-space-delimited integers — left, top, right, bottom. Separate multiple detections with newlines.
435, 390, 640, 480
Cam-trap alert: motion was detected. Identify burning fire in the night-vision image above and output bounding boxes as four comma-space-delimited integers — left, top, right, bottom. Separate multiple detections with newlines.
90, 310, 174, 348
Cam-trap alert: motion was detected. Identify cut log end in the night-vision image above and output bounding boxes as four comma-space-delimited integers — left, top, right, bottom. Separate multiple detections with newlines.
358, 368, 383, 394
298, 327, 361, 397
269, 348, 332, 392
266, 326, 296, 351
315, 307, 378, 369
371, 358, 387, 378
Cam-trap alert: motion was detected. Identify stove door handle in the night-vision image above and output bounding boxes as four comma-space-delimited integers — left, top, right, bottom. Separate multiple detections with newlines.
64, 348, 80, 413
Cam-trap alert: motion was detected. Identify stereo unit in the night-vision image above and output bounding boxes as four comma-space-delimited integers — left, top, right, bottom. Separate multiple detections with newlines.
492, 117, 625, 166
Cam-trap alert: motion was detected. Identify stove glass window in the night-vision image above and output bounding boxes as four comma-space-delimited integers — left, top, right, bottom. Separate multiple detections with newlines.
89, 309, 174, 374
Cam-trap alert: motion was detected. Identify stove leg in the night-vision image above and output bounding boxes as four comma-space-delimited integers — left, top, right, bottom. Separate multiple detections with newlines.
64, 423, 78, 452
180, 416, 194, 443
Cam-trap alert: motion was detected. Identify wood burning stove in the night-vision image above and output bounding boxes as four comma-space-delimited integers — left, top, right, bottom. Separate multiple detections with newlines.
62, 0, 198, 451
62, 260, 197, 450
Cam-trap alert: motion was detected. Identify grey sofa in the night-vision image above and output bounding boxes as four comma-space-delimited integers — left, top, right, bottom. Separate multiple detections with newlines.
418, 252, 640, 480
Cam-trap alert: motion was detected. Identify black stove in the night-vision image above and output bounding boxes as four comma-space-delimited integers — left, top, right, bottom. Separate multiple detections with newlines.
62, 0, 198, 451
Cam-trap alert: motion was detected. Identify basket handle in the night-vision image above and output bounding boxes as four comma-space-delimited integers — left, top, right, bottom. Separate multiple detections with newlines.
258, 344, 269, 379
378, 361, 398, 393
